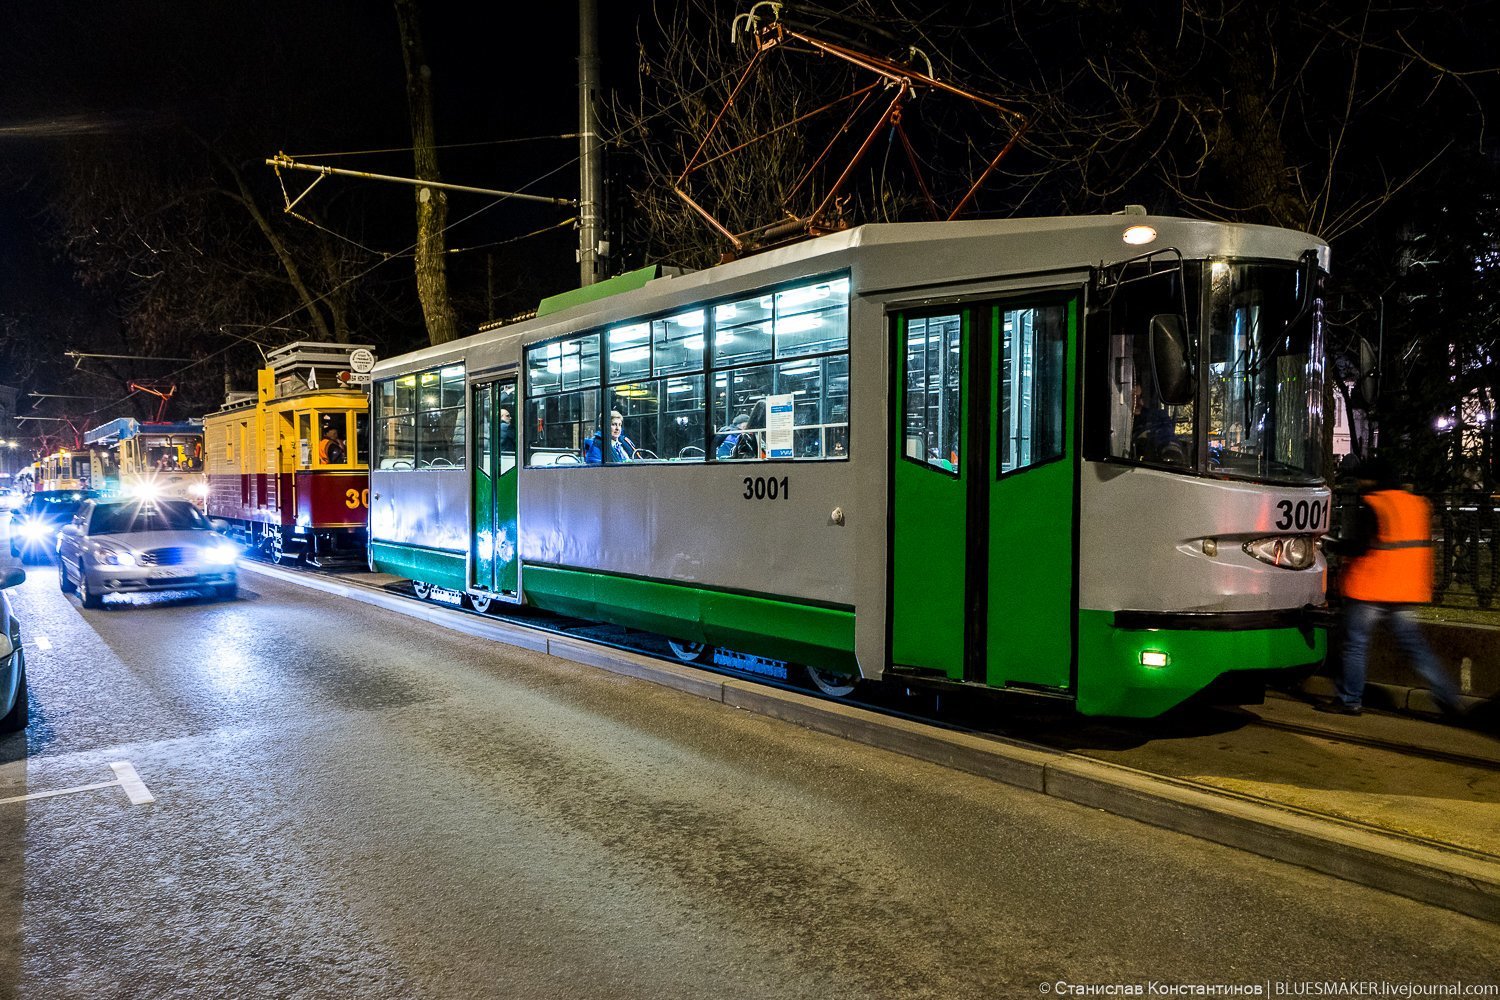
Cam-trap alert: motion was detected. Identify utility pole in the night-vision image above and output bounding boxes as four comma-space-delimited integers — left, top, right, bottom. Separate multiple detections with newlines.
578, 0, 605, 287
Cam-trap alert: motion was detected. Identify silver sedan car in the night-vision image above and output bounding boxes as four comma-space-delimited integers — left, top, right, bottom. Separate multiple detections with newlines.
56, 498, 239, 608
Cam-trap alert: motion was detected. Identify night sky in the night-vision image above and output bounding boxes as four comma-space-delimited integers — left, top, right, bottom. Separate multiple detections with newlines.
0, 0, 650, 419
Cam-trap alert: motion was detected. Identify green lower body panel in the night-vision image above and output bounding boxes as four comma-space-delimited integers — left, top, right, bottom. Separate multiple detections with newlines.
1076, 609, 1326, 718
523, 564, 857, 673
371, 541, 467, 592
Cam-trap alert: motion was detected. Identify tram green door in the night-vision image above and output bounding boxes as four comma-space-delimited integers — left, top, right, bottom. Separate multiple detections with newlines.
892, 298, 1076, 693
471, 378, 520, 602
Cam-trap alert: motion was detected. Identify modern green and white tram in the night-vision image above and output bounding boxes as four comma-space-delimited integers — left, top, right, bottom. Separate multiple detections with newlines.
369, 214, 1330, 717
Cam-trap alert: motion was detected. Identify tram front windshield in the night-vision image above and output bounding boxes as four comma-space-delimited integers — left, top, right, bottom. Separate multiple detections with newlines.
1093, 258, 1323, 485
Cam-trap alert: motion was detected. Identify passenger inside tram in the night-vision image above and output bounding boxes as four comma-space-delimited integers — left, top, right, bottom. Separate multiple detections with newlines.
714, 413, 751, 459
582, 410, 637, 464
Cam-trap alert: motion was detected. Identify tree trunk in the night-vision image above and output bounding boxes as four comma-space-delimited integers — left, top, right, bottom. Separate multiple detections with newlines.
222, 155, 337, 343
394, 0, 461, 347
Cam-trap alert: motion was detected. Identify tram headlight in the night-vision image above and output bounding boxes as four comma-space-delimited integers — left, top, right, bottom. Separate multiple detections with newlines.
1242, 534, 1317, 570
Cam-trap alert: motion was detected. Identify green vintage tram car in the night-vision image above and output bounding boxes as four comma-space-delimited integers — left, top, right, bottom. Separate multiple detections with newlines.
368, 214, 1330, 717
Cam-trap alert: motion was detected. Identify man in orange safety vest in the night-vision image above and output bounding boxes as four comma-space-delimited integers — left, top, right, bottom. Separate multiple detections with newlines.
1317, 456, 1462, 717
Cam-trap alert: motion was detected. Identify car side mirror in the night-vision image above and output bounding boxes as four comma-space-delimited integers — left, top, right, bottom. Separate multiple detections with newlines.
1149, 313, 1196, 406
0, 566, 24, 590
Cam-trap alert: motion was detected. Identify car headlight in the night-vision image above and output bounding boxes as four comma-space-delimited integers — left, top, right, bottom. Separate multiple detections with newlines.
18, 520, 50, 541
94, 545, 138, 567
1243, 534, 1318, 570
203, 543, 240, 566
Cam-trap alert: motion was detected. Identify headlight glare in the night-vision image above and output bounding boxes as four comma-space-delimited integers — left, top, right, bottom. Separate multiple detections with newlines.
1243, 534, 1317, 570
204, 544, 239, 565
95, 545, 137, 567
18, 520, 48, 541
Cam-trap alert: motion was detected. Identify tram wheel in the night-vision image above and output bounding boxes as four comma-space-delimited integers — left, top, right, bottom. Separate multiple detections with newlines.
805, 665, 860, 698
667, 640, 707, 663
412, 581, 433, 601
467, 592, 493, 614
268, 529, 286, 565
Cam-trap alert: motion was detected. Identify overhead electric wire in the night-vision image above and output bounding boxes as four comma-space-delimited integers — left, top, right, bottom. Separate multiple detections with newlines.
79, 152, 586, 419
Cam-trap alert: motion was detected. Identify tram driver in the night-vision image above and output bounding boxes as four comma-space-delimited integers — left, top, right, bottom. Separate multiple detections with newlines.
1131, 383, 1183, 466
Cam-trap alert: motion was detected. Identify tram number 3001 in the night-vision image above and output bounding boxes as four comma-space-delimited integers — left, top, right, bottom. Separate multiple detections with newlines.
1274, 498, 1328, 531
743, 476, 789, 501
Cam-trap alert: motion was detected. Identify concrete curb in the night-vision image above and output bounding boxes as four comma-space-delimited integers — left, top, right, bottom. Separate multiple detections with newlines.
242, 560, 1500, 923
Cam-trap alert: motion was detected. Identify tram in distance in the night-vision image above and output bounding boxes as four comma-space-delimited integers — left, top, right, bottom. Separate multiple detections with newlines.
368, 213, 1332, 718
83, 417, 207, 506
33, 448, 93, 492
202, 341, 374, 565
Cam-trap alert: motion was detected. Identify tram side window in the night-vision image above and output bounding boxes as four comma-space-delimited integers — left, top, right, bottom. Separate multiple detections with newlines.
711, 276, 850, 461
354, 412, 369, 467
415, 365, 466, 469
903, 314, 962, 473
375, 375, 418, 470
607, 311, 707, 462
526, 333, 601, 466
298, 413, 313, 469
998, 305, 1067, 475
1089, 264, 1200, 470
522, 274, 850, 466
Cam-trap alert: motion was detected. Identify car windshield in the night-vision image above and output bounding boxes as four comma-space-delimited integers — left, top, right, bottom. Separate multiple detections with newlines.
88, 499, 210, 536
30, 492, 98, 518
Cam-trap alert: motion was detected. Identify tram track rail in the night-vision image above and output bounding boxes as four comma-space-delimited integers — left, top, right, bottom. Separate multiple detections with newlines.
1244, 714, 1500, 774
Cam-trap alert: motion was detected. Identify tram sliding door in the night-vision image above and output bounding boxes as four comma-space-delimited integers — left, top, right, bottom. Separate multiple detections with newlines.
891, 295, 1076, 693
470, 377, 521, 603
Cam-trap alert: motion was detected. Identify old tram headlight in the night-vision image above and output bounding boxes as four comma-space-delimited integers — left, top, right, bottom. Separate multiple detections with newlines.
1243, 535, 1317, 570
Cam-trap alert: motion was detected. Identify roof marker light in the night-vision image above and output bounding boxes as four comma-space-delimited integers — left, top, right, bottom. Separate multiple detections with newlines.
1122, 225, 1158, 246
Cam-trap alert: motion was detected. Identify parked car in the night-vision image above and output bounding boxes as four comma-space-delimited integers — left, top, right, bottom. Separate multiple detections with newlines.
0, 562, 27, 734
9, 490, 101, 563
56, 498, 240, 608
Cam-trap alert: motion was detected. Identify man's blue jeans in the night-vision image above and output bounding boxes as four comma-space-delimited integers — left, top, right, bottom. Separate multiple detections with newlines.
1336, 600, 1460, 712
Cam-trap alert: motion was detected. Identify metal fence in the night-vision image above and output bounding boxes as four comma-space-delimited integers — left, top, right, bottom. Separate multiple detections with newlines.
1331, 490, 1500, 608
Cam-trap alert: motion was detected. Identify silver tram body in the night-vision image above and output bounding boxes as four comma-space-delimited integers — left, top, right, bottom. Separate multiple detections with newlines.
370, 216, 1330, 717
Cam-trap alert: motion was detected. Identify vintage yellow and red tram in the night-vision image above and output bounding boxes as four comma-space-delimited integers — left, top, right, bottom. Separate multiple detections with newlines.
202, 342, 374, 563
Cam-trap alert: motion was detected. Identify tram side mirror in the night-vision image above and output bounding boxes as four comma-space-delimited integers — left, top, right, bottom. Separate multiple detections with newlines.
1149, 314, 1195, 406
0, 566, 24, 590
1355, 337, 1379, 407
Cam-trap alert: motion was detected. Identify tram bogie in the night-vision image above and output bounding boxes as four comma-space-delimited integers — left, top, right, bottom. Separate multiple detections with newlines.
371, 216, 1331, 718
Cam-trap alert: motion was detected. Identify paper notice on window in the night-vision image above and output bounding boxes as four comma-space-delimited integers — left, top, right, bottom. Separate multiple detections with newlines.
766, 394, 795, 458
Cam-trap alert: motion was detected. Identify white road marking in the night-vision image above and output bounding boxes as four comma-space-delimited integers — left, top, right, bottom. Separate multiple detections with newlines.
110, 761, 155, 804
32, 635, 51, 651
0, 760, 155, 807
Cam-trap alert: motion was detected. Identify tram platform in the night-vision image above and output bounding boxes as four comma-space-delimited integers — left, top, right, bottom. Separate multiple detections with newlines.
244, 559, 1500, 923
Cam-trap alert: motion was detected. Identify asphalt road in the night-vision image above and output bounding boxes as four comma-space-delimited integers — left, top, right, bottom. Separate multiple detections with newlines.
1, 564, 1497, 999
